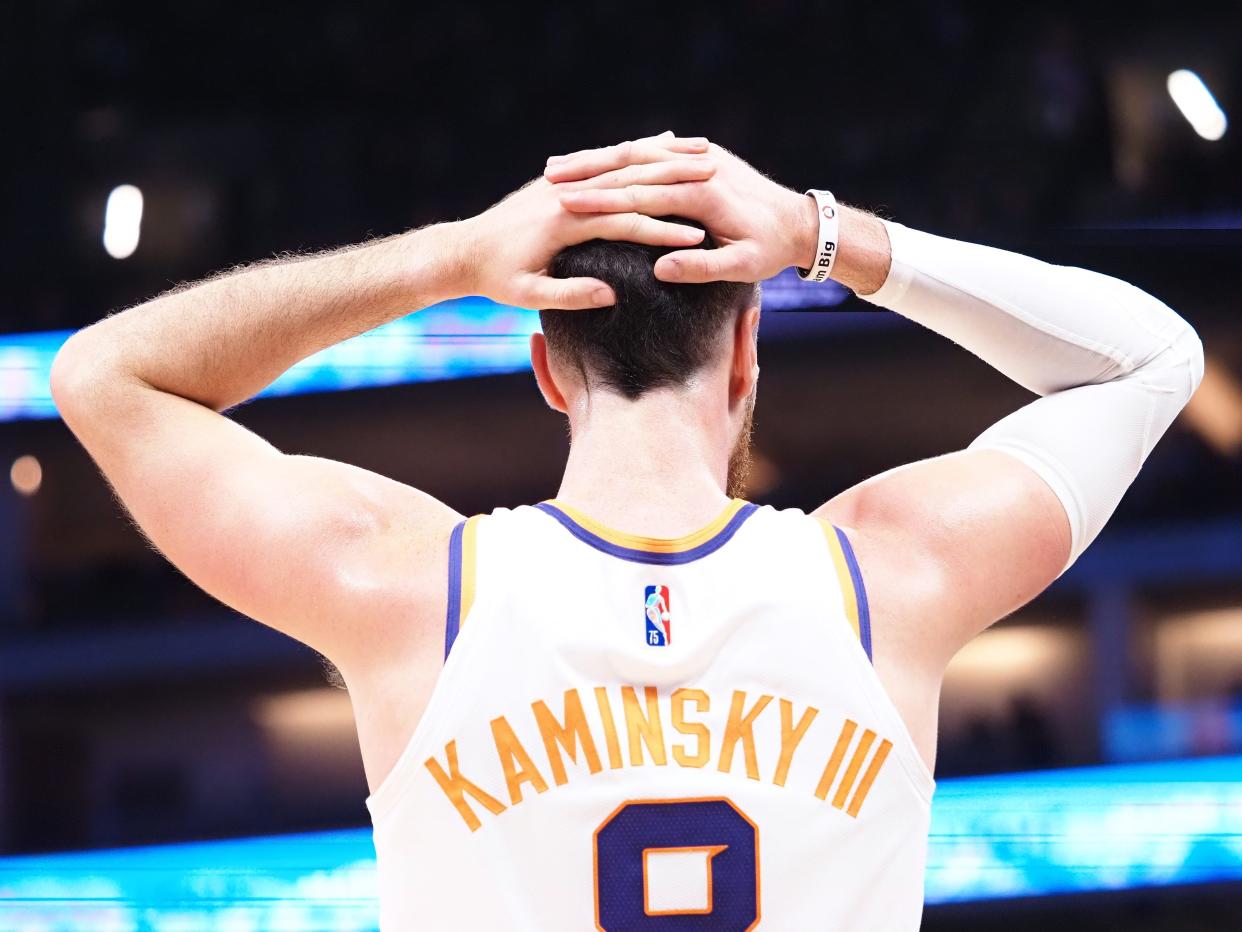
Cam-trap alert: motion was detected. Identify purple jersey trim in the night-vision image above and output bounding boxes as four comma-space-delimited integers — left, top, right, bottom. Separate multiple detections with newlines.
444, 519, 466, 659
834, 524, 873, 662
534, 502, 759, 566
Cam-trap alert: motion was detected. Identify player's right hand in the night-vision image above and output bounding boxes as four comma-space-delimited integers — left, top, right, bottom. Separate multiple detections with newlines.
546, 138, 819, 284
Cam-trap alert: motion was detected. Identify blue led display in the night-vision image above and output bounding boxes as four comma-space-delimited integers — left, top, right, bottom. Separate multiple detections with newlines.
0, 273, 851, 424
0, 298, 540, 423
1, 756, 1239, 928
925, 754, 1242, 903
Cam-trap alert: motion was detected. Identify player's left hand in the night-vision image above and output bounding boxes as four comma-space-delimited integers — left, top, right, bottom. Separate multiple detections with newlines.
458, 133, 714, 310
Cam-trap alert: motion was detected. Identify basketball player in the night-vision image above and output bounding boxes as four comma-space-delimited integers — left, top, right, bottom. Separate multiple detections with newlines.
51, 132, 1202, 930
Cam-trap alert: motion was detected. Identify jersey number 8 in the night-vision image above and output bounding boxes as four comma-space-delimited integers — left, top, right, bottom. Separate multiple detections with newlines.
593, 797, 760, 930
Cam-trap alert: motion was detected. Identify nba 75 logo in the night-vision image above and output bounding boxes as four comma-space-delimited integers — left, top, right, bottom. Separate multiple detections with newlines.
644, 585, 671, 647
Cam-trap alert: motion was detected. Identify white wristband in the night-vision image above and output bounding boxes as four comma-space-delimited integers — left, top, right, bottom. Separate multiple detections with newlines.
796, 189, 840, 283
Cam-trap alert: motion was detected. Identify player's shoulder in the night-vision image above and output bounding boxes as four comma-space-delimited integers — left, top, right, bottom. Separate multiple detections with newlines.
743, 501, 825, 533
723, 502, 841, 564
752, 501, 811, 521
464, 502, 567, 554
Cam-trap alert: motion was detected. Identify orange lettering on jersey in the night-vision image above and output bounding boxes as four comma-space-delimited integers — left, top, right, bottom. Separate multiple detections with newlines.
531, 689, 603, 785
490, 715, 550, 804
622, 686, 668, 767
594, 686, 625, 770
832, 728, 877, 811
670, 688, 711, 768
424, 740, 507, 832
717, 691, 773, 780
846, 738, 893, 818
773, 699, 818, 787
814, 719, 859, 800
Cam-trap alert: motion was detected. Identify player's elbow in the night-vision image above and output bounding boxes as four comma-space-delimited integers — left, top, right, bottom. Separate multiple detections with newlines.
1100, 282, 1204, 409
1124, 286, 1205, 402
50, 326, 129, 425
50, 330, 99, 419
1150, 317, 1205, 407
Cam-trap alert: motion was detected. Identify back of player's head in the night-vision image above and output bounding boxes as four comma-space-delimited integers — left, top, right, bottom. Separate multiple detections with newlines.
539, 219, 759, 400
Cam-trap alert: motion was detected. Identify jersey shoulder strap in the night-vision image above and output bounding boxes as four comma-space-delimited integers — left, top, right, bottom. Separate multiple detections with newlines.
814, 517, 872, 661
444, 513, 483, 658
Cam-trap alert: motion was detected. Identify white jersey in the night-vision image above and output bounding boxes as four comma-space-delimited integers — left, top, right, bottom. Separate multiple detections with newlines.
366, 499, 935, 931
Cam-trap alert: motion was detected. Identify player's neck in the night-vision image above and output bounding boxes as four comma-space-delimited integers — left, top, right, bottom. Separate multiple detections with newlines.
556, 388, 734, 537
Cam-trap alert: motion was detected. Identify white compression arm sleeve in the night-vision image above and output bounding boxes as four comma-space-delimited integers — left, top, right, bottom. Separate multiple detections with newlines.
861, 220, 1204, 569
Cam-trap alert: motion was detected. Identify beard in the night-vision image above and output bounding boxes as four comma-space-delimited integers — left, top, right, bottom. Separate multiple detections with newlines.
726, 389, 756, 499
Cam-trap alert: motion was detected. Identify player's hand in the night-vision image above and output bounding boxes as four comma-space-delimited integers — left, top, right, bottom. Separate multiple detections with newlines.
545, 130, 711, 179
546, 139, 817, 284
459, 134, 713, 310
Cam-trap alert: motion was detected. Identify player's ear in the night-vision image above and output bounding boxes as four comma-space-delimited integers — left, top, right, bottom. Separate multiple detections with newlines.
530, 332, 569, 414
729, 305, 761, 405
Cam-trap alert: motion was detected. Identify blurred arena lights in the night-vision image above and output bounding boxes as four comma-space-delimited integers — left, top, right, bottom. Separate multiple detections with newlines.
1167, 70, 1228, 141
8, 455, 41, 496
1182, 356, 1242, 456
0, 274, 853, 423
0, 755, 1239, 928
102, 184, 144, 259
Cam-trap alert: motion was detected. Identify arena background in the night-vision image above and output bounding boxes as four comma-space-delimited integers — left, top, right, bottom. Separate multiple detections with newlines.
2, 1, 1241, 928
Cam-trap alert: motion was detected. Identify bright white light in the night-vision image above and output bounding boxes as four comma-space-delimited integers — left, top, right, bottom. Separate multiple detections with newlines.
102, 184, 144, 259
1167, 69, 1228, 141
10, 455, 42, 496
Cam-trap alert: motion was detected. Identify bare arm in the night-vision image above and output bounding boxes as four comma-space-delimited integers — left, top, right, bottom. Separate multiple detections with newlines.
51, 152, 712, 676
51, 226, 469, 668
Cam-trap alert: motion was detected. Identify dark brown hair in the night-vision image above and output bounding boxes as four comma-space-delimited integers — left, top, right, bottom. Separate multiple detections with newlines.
540, 220, 758, 399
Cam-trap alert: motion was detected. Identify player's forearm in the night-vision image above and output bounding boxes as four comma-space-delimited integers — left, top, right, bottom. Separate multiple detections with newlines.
816, 204, 1204, 398
797, 204, 893, 297
855, 219, 1202, 396
53, 222, 470, 414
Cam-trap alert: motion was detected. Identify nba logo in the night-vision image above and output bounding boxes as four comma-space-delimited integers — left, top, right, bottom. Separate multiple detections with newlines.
644, 585, 671, 647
